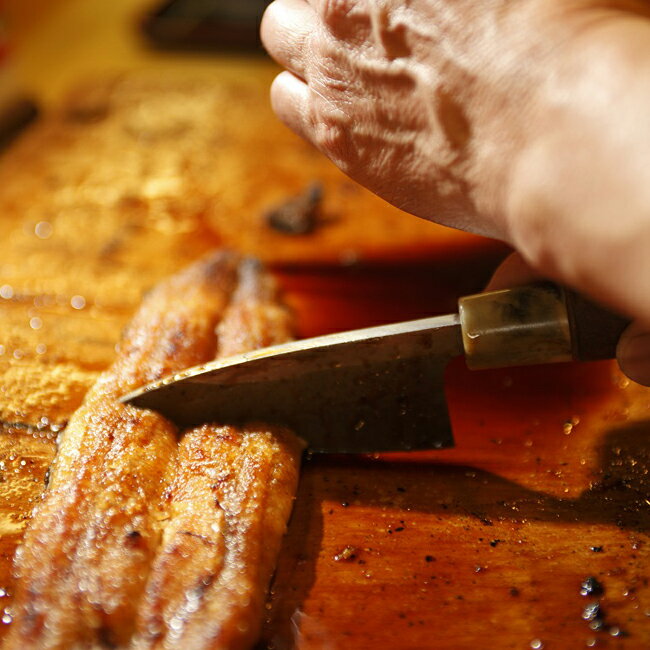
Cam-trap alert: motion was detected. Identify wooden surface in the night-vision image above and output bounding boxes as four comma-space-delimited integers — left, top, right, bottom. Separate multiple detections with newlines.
1, 2, 649, 648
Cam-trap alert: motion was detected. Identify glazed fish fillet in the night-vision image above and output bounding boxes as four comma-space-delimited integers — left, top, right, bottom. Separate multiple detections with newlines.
133, 259, 303, 650
6, 253, 302, 650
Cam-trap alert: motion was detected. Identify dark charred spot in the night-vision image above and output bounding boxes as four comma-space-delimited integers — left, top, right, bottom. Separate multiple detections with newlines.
265, 182, 323, 235
199, 573, 215, 589
179, 530, 217, 547
97, 625, 118, 649
469, 511, 493, 526
125, 530, 143, 547
0, 98, 38, 148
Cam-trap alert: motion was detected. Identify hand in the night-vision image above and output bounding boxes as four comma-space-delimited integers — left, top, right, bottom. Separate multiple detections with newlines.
262, 1, 650, 331
261, 0, 552, 238
262, 1, 647, 236
488, 253, 650, 387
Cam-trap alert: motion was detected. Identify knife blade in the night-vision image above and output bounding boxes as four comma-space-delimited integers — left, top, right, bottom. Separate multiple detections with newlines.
122, 283, 629, 452
124, 313, 463, 453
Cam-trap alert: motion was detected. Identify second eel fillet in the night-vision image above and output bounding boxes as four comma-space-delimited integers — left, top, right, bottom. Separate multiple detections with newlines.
132, 258, 304, 650
5, 251, 240, 649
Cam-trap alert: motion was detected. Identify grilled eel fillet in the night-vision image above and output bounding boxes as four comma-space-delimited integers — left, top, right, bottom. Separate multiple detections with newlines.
6, 253, 303, 650
133, 259, 302, 650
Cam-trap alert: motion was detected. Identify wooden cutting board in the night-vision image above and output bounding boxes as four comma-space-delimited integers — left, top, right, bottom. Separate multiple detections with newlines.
0, 72, 648, 650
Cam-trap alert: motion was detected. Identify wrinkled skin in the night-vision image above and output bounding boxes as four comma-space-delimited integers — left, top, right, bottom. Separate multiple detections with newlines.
262, 0, 650, 384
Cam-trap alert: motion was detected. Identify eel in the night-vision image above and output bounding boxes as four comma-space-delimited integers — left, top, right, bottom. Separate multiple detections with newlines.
5, 252, 242, 649
133, 258, 304, 650
6, 252, 303, 649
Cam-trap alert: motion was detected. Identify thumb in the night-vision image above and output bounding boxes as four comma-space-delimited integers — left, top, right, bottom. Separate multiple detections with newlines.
617, 321, 650, 387
484, 251, 541, 291
489, 253, 650, 386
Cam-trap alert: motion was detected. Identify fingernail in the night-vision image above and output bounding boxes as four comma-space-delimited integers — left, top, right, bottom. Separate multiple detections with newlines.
617, 330, 650, 386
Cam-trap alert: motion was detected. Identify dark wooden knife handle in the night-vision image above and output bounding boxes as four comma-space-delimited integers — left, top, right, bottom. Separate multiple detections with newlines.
458, 283, 630, 370
563, 288, 630, 362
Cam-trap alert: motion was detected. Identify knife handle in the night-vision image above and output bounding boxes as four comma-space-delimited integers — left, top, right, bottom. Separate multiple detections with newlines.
458, 283, 631, 370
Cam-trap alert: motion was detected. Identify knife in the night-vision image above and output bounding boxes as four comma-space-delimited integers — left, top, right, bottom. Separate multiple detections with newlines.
122, 283, 629, 453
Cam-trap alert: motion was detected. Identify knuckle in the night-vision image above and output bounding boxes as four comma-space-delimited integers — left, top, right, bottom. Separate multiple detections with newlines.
311, 111, 354, 170
321, 0, 357, 25
305, 67, 360, 169
282, 33, 307, 75
318, 0, 371, 50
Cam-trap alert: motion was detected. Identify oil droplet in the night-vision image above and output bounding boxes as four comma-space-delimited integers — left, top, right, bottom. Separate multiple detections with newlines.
354, 420, 366, 431
13, 349, 24, 360
169, 616, 183, 632
616, 376, 630, 389
0, 588, 6, 598
530, 640, 543, 650
71, 295, 86, 310
0, 285, 14, 299
1, 613, 12, 624
29, 317, 43, 330
34, 221, 53, 239
580, 577, 604, 597
36, 343, 47, 355
0, 345, 4, 355
563, 416, 580, 435
586, 639, 596, 648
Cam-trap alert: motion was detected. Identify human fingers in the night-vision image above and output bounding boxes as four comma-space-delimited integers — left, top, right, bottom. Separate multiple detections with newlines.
488, 253, 650, 385
617, 321, 650, 387
484, 252, 542, 291
261, 0, 316, 80
269, 71, 312, 141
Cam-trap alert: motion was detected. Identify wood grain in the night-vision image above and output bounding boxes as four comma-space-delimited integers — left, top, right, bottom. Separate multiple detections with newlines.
0, 72, 648, 650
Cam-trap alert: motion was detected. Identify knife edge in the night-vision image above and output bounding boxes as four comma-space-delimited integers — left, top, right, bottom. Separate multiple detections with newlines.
121, 313, 463, 453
